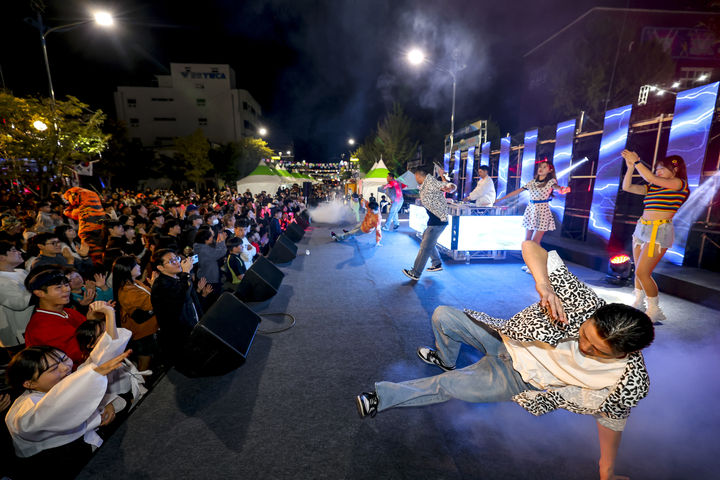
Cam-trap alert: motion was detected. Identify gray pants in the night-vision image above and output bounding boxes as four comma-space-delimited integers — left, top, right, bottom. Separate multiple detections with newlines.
410, 224, 446, 277
375, 306, 535, 412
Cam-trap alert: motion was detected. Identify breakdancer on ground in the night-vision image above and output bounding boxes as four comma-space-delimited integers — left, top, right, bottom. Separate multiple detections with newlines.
357, 240, 654, 480
331, 199, 382, 247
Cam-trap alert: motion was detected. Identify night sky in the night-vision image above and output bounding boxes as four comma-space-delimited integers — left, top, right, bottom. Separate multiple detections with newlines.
1, 0, 698, 163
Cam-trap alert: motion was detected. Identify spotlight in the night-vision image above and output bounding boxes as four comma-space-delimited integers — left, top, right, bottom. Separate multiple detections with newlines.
605, 254, 634, 286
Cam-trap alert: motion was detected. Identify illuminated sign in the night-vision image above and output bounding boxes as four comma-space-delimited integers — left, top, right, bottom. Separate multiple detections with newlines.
465, 146, 476, 198
589, 105, 633, 242
521, 129, 538, 186
480, 141, 490, 166
409, 205, 524, 251
180, 71, 227, 80
664, 81, 719, 264
443, 152, 450, 173
497, 137, 511, 198
454, 150, 462, 191
549, 119, 576, 222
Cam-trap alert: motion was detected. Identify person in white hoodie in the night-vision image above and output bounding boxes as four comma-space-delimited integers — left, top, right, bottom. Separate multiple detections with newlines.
0, 240, 33, 349
4, 301, 130, 479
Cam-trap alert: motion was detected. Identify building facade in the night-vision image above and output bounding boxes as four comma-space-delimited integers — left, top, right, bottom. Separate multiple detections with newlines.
114, 63, 262, 148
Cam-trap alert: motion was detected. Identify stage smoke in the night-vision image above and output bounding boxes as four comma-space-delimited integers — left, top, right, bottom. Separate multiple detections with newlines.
308, 199, 353, 224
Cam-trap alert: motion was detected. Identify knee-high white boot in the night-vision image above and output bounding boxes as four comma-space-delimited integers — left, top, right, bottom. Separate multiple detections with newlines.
631, 288, 646, 310
645, 296, 666, 323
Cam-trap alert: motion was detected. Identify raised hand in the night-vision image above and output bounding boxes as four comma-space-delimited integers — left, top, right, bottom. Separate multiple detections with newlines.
94, 350, 131, 376
78, 242, 90, 257
621, 149, 640, 169
93, 273, 107, 289
201, 283, 213, 297
197, 277, 208, 292
79, 286, 97, 306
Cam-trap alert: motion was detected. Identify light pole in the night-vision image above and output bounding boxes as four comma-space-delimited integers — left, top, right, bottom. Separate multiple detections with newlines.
26, 10, 114, 115
407, 47, 465, 157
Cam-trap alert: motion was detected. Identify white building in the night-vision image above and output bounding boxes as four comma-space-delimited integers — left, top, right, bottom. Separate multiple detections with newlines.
114, 63, 262, 147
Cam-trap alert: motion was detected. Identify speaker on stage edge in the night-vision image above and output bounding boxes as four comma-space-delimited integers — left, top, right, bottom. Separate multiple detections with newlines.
284, 222, 305, 243
235, 256, 285, 302
268, 234, 297, 264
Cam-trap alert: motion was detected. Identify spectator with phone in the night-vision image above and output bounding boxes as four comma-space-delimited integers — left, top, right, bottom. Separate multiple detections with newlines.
193, 229, 227, 301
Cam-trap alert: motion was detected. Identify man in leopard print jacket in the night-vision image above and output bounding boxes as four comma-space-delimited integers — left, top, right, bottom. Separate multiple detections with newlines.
357, 241, 654, 480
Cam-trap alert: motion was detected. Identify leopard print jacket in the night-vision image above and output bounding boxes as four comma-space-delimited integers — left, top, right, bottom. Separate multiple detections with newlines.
419, 175, 449, 223
464, 252, 650, 421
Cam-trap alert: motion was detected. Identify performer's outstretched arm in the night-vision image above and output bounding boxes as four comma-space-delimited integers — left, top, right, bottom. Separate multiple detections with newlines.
521, 240, 567, 323
494, 187, 523, 204
597, 422, 627, 480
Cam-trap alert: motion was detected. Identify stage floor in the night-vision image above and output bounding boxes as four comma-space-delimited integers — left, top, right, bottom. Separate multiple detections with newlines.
79, 219, 720, 480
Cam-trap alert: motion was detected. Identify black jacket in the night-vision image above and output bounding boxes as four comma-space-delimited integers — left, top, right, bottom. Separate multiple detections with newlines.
151, 272, 203, 362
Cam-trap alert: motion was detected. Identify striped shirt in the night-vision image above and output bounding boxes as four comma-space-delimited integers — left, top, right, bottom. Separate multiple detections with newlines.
643, 180, 689, 213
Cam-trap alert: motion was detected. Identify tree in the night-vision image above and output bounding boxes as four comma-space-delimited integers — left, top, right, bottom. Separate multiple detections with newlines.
354, 104, 419, 175
548, 20, 675, 125
0, 92, 109, 196
210, 137, 273, 187
175, 129, 212, 191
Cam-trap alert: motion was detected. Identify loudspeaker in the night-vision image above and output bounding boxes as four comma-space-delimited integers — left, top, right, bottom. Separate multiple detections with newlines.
284, 222, 305, 243
302, 181, 311, 197
180, 292, 261, 377
268, 234, 297, 264
296, 210, 310, 229
235, 256, 285, 302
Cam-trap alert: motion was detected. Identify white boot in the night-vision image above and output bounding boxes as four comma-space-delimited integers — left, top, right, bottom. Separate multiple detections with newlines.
645, 296, 667, 324
631, 288, 646, 309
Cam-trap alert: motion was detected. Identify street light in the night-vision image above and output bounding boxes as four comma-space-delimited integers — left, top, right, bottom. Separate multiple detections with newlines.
33, 120, 48, 131
258, 127, 268, 136
406, 47, 465, 157
348, 138, 355, 146
26, 10, 115, 114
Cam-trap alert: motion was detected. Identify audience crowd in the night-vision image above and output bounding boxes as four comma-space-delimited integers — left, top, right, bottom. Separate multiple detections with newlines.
0, 183, 309, 479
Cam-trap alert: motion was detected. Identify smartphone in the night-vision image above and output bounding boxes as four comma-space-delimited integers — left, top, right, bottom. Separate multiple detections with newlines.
191, 254, 199, 264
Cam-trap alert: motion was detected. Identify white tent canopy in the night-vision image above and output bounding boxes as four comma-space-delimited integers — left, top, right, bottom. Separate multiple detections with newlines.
359, 158, 390, 202
236, 160, 283, 195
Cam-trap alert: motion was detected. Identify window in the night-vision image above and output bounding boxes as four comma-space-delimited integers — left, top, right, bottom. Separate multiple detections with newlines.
153, 117, 176, 122
244, 120, 251, 129
198, 118, 208, 126
679, 67, 712, 88
127, 98, 137, 108
129, 118, 139, 127
151, 97, 174, 102
196, 98, 206, 107
250, 106, 256, 115
243, 101, 248, 111
154, 136, 174, 146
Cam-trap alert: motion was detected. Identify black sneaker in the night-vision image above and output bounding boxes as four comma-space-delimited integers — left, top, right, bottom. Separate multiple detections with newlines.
331, 232, 339, 242
392, 224, 399, 230
427, 264, 443, 272
402, 268, 420, 281
342, 229, 349, 233
356, 391, 378, 418
417, 347, 455, 372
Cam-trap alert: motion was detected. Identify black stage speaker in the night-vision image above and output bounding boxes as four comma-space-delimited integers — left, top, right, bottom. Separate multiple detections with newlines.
235, 256, 285, 302
302, 181, 312, 198
268, 234, 297, 264
180, 292, 261, 377
296, 210, 310, 229
284, 222, 305, 243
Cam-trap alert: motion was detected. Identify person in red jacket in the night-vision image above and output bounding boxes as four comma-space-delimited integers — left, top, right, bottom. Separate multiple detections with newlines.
23, 268, 109, 366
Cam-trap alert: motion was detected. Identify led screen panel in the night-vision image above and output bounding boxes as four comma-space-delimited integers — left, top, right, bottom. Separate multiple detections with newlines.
480, 141, 490, 166
549, 119, 576, 221
521, 129, 538, 187
465, 146, 476, 197
456, 215, 525, 251
498, 137, 511, 198
589, 105, 633, 242
664, 81, 719, 264
454, 149, 462, 191
408, 205, 452, 248
443, 152, 450, 173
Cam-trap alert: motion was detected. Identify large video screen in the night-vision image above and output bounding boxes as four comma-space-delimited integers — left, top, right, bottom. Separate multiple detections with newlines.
664, 81, 720, 264
480, 141, 490, 166
408, 205, 453, 248
498, 137, 511, 198
589, 105, 633, 242
465, 146, 476, 198
521, 129, 538, 186
549, 119, 576, 222
443, 152, 450, 173
454, 149, 462, 191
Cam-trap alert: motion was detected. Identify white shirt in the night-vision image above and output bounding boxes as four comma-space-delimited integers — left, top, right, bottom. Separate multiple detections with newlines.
0, 268, 33, 347
239, 236, 257, 271
467, 176, 496, 206
5, 328, 132, 457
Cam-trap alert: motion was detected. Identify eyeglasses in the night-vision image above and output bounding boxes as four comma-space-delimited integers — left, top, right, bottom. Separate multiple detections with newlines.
163, 256, 181, 265
45, 240, 60, 246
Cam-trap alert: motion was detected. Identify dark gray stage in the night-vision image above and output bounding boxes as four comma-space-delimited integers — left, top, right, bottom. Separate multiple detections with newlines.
79, 218, 720, 480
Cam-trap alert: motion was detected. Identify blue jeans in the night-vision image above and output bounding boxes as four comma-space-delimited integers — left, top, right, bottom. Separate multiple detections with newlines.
410, 224, 446, 276
337, 224, 363, 241
376, 306, 535, 411
384, 198, 403, 228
